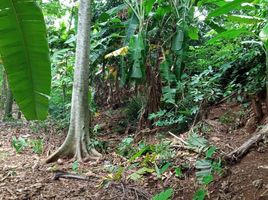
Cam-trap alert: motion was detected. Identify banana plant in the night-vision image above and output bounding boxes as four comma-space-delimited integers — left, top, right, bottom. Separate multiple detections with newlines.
0, 0, 51, 120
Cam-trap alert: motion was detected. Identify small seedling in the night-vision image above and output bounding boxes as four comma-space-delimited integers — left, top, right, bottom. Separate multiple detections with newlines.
193, 188, 206, 200
175, 167, 183, 178
30, 139, 44, 155
11, 136, 28, 153
72, 160, 79, 173
152, 188, 173, 200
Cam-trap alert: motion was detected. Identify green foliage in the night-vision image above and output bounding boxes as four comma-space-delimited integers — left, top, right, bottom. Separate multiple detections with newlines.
154, 140, 175, 161
11, 137, 28, 154
0, 0, 51, 120
129, 34, 145, 79
117, 137, 135, 158
207, 0, 254, 18
30, 139, 44, 155
207, 29, 251, 44
11, 136, 44, 155
88, 138, 108, 153
219, 111, 234, 125
72, 160, 79, 173
193, 188, 207, 200
124, 95, 146, 122
202, 174, 214, 185
127, 167, 154, 181
152, 188, 173, 200
175, 167, 183, 178
206, 146, 217, 159
155, 162, 171, 179
186, 133, 209, 153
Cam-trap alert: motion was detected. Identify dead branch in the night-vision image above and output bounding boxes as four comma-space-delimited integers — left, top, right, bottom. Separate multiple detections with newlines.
224, 124, 268, 164
52, 171, 90, 181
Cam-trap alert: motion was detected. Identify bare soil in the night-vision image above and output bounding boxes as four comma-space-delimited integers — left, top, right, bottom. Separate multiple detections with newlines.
0, 103, 268, 200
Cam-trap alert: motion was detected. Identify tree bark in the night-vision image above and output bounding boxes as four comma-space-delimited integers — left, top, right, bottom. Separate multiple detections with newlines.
1, 71, 7, 109
266, 51, 268, 113
46, 0, 100, 163
3, 84, 13, 120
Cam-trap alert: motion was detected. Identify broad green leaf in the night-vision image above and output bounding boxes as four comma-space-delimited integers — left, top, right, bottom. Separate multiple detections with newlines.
160, 60, 176, 83
227, 15, 264, 24
127, 167, 154, 181
207, 0, 254, 18
131, 61, 143, 78
144, 0, 157, 15
125, 14, 139, 44
172, 30, 184, 52
198, 0, 226, 7
155, 6, 172, 19
129, 146, 150, 162
153, 188, 173, 200
106, 4, 127, 15
188, 27, 199, 40
162, 86, 176, 104
129, 34, 145, 79
160, 163, 170, 174
207, 29, 252, 44
205, 20, 226, 33
0, 0, 51, 120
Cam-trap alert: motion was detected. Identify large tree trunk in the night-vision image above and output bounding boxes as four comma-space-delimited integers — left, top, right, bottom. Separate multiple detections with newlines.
46, 0, 100, 163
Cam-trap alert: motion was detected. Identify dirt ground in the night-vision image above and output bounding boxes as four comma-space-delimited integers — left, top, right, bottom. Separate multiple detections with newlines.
0, 103, 268, 200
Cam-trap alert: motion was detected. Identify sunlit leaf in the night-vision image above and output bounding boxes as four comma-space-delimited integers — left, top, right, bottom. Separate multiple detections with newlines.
207, 29, 252, 44
227, 15, 264, 24
260, 23, 268, 45
207, 0, 254, 18
105, 46, 129, 59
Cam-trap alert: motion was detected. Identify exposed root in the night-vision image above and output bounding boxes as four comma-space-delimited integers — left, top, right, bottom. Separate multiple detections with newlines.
224, 123, 268, 164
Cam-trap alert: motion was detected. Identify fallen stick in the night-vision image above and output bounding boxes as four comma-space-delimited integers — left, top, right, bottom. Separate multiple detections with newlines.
168, 131, 188, 145
224, 124, 268, 164
53, 171, 90, 181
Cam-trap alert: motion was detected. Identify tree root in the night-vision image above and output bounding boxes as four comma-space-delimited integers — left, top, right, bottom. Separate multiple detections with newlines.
224, 124, 268, 164
46, 144, 101, 164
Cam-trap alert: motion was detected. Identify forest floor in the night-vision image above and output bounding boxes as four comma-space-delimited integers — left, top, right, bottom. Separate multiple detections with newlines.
0, 102, 268, 200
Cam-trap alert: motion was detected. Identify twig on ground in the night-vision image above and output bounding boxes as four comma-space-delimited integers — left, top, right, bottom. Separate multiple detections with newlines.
52, 171, 92, 181
168, 131, 188, 146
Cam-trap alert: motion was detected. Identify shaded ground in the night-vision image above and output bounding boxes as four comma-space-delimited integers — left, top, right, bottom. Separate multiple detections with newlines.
0, 103, 268, 200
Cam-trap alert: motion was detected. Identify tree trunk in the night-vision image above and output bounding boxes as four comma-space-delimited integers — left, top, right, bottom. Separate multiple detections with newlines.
1, 71, 7, 109
266, 51, 268, 114
46, 0, 100, 163
3, 84, 13, 120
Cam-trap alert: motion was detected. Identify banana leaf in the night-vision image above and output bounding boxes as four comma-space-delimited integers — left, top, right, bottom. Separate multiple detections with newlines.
0, 0, 51, 120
